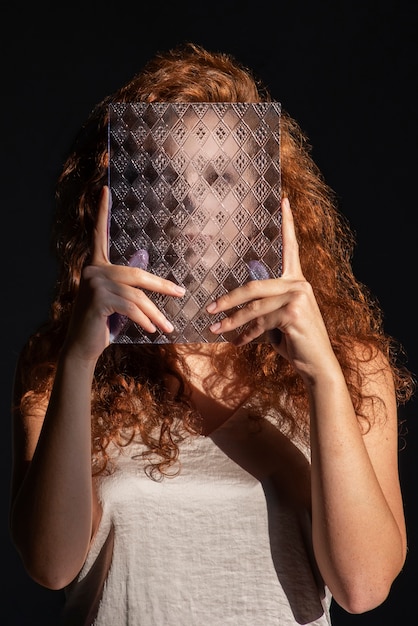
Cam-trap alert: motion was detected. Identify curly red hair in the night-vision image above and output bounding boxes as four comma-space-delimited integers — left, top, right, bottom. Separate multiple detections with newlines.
17, 43, 414, 479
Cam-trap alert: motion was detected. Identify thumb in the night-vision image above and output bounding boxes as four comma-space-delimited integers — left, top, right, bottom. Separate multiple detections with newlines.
92, 186, 110, 265
281, 197, 304, 279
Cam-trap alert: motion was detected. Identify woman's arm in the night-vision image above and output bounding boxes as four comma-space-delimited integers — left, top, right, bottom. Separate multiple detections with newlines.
10, 351, 101, 590
308, 348, 405, 613
10, 187, 185, 589
206, 197, 407, 613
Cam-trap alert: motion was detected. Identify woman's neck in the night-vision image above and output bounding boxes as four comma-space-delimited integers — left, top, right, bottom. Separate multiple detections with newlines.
171, 343, 252, 435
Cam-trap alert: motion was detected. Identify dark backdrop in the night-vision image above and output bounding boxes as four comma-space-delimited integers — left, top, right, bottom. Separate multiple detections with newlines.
2, 1, 417, 624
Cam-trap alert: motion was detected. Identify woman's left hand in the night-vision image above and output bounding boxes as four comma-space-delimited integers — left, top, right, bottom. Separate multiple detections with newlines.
206, 197, 338, 384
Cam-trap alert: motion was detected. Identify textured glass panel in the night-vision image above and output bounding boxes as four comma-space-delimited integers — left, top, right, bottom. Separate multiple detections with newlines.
108, 102, 282, 343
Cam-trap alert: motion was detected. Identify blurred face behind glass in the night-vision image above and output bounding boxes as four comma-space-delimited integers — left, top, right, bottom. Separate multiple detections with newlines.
108, 102, 281, 342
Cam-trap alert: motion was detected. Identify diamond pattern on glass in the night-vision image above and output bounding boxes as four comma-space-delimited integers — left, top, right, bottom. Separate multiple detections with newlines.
108, 102, 282, 343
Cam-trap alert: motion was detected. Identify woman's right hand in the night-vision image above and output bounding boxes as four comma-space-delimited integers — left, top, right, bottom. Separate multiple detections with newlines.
63, 186, 186, 362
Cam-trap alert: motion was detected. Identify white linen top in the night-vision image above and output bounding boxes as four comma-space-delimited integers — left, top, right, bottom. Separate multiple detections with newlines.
61, 408, 332, 625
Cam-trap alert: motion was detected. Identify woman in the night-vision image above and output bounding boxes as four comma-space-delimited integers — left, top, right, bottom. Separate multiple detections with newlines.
10, 42, 415, 625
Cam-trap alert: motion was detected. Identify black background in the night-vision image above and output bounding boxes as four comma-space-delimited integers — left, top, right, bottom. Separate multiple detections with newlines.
2, 1, 417, 624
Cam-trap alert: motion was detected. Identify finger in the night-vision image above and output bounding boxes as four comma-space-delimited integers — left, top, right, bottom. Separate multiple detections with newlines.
281, 197, 304, 278
206, 278, 281, 315
101, 264, 186, 298
209, 294, 283, 335
88, 265, 185, 334
210, 300, 285, 346
92, 186, 110, 265
232, 321, 270, 346
233, 326, 283, 348
109, 288, 175, 335
109, 279, 180, 324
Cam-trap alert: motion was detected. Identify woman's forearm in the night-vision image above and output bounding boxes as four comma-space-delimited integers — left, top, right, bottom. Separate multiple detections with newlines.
11, 352, 98, 590
308, 364, 406, 613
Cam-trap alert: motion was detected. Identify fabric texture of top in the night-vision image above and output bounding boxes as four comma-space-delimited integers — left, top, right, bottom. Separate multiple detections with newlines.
61, 408, 332, 625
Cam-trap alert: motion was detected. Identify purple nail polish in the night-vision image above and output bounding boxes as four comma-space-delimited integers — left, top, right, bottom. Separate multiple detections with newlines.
246, 260, 270, 281
128, 249, 149, 270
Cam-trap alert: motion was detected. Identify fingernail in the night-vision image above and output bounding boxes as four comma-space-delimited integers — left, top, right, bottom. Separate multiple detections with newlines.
246, 260, 270, 280
128, 249, 149, 270
164, 321, 174, 333
206, 301, 217, 313
210, 322, 221, 333
174, 285, 186, 296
